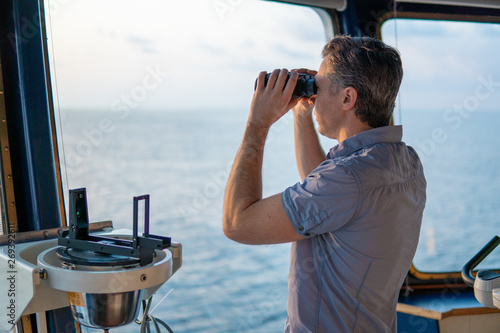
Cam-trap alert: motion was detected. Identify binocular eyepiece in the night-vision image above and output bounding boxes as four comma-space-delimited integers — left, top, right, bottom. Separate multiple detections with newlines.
255, 72, 317, 99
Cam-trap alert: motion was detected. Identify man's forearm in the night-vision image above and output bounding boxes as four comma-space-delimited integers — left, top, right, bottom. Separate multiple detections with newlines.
223, 123, 268, 236
223, 69, 301, 244
294, 112, 326, 180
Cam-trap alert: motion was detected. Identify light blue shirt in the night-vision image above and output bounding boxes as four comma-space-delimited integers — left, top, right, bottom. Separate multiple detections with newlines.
282, 125, 426, 332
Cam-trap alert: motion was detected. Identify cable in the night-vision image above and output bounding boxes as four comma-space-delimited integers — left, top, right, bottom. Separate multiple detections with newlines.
45, 0, 70, 190
135, 297, 174, 333
393, 0, 403, 125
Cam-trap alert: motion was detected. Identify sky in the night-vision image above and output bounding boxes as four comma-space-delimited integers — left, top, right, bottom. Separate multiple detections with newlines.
45, 0, 327, 112
382, 19, 500, 117
44, 0, 500, 116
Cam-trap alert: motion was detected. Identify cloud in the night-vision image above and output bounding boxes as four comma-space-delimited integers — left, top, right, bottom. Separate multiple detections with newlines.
127, 35, 159, 54
382, 19, 500, 112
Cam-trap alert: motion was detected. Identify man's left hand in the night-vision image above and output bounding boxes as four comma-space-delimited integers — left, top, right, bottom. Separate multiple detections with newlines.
248, 69, 299, 129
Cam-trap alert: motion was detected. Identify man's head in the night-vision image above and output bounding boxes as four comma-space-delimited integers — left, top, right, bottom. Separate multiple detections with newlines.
321, 35, 403, 128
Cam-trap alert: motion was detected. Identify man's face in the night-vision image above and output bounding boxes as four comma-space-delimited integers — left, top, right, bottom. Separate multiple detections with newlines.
310, 57, 344, 140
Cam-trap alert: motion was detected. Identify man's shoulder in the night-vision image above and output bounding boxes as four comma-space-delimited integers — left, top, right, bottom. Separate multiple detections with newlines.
328, 140, 405, 167
329, 140, 424, 188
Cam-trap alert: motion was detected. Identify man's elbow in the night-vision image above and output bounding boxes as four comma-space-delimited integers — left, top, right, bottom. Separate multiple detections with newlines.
223, 215, 249, 244
223, 218, 241, 242
223, 225, 237, 241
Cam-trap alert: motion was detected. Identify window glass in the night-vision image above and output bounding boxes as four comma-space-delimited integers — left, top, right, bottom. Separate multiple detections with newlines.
45, 1, 328, 331
382, 19, 500, 272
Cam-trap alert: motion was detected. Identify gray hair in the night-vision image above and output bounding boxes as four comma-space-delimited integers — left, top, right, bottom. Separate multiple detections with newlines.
322, 35, 403, 128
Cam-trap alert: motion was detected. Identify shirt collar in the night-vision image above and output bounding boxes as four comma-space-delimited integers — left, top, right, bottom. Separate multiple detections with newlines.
327, 125, 403, 159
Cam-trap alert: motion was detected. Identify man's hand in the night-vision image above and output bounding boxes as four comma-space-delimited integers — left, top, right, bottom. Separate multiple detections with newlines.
222, 68, 306, 245
289, 68, 326, 180
291, 68, 318, 120
249, 69, 299, 129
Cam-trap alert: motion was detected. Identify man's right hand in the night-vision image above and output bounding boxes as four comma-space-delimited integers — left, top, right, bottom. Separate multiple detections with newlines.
292, 68, 318, 119
290, 68, 325, 180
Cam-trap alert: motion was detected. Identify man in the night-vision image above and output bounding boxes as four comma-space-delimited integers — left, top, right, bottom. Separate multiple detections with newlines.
223, 35, 426, 332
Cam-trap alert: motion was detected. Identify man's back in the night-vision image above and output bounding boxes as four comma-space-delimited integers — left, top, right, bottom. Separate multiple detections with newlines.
283, 125, 426, 332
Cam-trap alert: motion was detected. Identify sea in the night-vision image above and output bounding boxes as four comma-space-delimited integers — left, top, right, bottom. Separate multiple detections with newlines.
57, 108, 500, 333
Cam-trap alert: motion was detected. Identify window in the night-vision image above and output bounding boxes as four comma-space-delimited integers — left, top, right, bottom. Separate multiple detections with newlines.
45, 0, 328, 331
382, 19, 500, 273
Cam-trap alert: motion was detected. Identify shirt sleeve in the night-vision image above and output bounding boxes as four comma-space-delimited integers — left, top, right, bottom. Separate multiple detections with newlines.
282, 161, 359, 238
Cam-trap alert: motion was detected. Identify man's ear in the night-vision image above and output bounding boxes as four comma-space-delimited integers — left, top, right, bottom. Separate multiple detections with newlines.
342, 87, 358, 111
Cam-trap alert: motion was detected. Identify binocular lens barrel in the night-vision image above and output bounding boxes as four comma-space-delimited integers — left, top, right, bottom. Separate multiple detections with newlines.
254, 72, 317, 99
